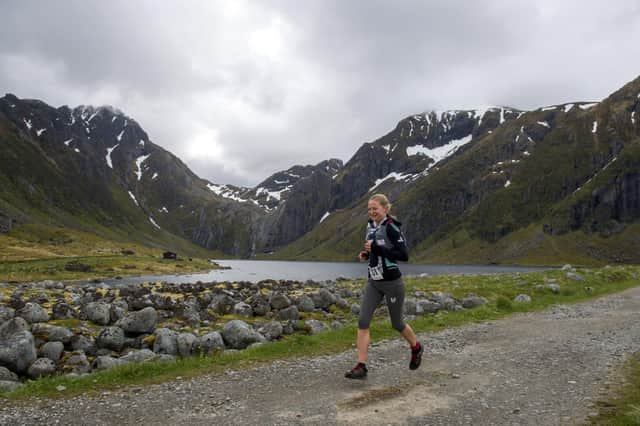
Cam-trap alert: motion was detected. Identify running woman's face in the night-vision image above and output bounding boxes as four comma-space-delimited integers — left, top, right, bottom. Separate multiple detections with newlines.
368, 200, 388, 223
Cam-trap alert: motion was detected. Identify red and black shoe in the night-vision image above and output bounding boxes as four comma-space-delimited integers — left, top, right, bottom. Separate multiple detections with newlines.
410, 342, 423, 370
345, 362, 368, 379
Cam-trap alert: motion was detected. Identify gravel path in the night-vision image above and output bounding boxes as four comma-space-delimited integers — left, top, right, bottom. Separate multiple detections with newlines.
2, 286, 640, 425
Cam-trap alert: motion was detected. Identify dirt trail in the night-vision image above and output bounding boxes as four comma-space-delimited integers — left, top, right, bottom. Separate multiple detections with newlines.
2, 287, 640, 425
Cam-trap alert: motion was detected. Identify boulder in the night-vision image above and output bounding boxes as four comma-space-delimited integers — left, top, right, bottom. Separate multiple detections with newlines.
566, 273, 585, 282
416, 299, 441, 314
176, 333, 197, 357
247, 294, 270, 316
311, 289, 336, 310
83, 302, 111, 325
60, 351, 91, 375
182, 302, 201, 326
194, 331, 225, 354
269, 293, 291, 310
31, 324, 73, 344
16, 302, 49, 323
0, 380, 23, 392
52, 301, 76, 320
27, 357, 57, 378
297, 295, 315, 312
547, 284, 561, 293
350, 304, 360, 315
514, 294, 532, 303
153, 328, 179, 355
120, 349, 157, 364
305, 319, 329, 335
109, 301, 128, 323
258, 321, 283, 341
96, 326, 126, 352
116, 307, 158, 334
233, 302, 253, 318
404, 299, 417, 315
335, 297, 350, 310
221, 320, 266, 350
278, 305, 299, 321
39, 341, 64, 362
0, 306, 15, 323
92, 355, 125, 371
0, 322, 36, 375
460, 295, 487, 309
208, 294, 235, 315
70, 333, 96, 356
0, 366, 18, 382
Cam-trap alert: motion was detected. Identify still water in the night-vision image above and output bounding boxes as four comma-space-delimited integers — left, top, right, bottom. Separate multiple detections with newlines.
98, 260, 548, 286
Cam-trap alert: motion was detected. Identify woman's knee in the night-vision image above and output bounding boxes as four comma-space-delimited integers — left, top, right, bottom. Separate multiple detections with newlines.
392, 320, 406, 332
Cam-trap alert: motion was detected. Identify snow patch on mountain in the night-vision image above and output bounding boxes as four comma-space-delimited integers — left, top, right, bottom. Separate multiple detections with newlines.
106, 144, 119, 169
135, 155, 150, 180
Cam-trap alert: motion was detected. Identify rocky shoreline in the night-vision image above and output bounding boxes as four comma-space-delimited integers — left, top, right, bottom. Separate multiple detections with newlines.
0, 277, 487, 391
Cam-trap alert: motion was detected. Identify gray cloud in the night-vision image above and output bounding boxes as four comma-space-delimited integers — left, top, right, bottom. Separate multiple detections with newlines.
1, 0, 639, 187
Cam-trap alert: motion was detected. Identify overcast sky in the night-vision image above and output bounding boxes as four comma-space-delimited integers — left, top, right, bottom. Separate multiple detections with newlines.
1, 1, 640, 187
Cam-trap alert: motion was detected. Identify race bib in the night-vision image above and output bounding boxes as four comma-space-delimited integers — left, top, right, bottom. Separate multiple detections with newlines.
368, 261, 384, 280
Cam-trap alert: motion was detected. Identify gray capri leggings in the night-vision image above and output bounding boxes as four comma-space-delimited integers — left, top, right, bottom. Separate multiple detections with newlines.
358, 277, 406, 332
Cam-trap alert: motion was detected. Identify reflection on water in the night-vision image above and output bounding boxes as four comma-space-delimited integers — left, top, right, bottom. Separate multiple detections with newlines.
94, 260, 549, 286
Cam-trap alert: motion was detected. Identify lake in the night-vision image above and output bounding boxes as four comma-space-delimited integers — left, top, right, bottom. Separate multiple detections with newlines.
96, 260, 549, 286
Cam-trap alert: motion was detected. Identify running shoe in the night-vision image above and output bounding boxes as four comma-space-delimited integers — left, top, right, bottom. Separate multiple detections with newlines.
345, 363, 368, 379
410, 342, 423, 370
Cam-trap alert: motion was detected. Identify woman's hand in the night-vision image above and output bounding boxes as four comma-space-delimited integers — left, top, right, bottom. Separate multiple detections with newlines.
364, 240, 373, 253
358, 251, 368, 262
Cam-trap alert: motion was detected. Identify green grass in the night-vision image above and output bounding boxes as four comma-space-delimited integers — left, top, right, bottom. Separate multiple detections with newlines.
587, 353, 640, 425
1, 265, 639, 401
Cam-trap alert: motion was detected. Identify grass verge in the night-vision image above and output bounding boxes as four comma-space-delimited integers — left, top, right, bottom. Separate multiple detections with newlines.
1, 265, 639, 401
586, 353, 640, 425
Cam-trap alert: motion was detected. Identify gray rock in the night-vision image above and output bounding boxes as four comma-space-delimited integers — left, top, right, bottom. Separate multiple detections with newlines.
278, 305, 299, 321
282, 322, 295, 335
153, 328, 179, 355
0, 317, 29, 338
61, 351, 91, 375
297, 295, 315, 312
0, 328, 36, 375
31, 324, 73, 344
0, 366, 18, 382
182, 302, 201, 325
0, 306, 15, 323
92, 355, 125, 371
83, 302, 111, 325
70, 334, 97, 356
97, 326, 126, 352
0, 380, 23, 392
335, 297, 350, 310
233, 302, 253, 318
567, 272, 585, 282
561, 264, 574, 271
269, 293, 291, 310
16, 302, 50, 323
305, 319, 329, 335
27, 357, 57, 378
176, 333, 197, 357
258, 321, 283, 341
461, 295, 487, 309
194, 331, 225, 354
416, 299, 441, 314
109, 301, 128, 323
116, 307, 158, 334
547, 284, 561, 293
39, 341, 64, 362
514, 294, 532, 303
208, 294, 235, 315
311, 288, 337, 310
404, 299, 417, 315
52, 301, 76, 320
350, 303, 360, 315
222, 320, 266, 350
120, 349, 157, 363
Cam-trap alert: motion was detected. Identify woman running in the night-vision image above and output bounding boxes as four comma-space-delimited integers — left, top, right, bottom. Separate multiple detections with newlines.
345, 193, 423, 379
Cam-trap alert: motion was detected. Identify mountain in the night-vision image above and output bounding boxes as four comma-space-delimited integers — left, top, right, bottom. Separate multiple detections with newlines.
2, 74, 639, 265
278, 76, 640, 265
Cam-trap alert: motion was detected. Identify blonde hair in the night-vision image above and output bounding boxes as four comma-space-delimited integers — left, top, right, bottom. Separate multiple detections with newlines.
369, 193, 392, 211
